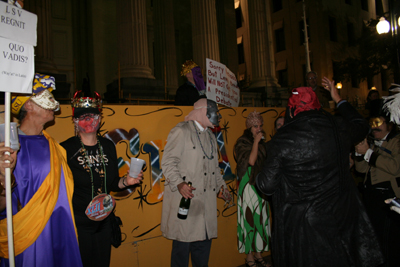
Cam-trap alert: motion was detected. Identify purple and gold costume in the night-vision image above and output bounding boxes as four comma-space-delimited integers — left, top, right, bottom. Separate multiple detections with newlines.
0, 132, 82, 267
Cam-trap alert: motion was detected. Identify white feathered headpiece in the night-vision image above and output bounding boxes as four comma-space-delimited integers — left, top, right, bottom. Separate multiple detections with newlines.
382, 84, 400, 124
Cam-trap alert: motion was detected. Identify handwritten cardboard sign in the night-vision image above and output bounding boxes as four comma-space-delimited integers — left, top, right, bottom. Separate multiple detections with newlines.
206, 58, 240, 107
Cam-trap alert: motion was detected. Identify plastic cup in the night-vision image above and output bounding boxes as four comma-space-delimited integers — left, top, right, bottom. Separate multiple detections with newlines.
0, 122, 20, 151
129, 158, 145, 178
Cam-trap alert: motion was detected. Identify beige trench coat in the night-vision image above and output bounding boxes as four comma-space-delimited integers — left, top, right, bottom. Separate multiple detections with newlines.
161, 121, 227, 242
355, 134, 400, 197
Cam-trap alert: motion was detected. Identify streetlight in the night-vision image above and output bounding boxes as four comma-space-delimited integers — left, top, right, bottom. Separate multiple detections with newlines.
336, 82, 342, 96
376, 17, 390, 34
375, 0, 400, 84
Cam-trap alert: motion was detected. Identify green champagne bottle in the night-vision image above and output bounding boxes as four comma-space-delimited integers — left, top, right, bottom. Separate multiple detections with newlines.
177, 182, 192, 220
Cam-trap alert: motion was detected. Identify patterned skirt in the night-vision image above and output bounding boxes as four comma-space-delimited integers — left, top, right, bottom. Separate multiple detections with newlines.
237, 167, 271, 254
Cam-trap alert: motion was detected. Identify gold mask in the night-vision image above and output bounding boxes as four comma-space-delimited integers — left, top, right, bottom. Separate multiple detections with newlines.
369, 117, 384, 128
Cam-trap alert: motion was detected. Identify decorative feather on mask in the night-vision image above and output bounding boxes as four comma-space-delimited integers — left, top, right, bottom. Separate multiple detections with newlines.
382, 84, 400, 124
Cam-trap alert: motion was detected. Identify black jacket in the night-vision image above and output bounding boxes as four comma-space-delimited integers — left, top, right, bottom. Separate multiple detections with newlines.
174, 81, 206, 106
256, 102, 384, 267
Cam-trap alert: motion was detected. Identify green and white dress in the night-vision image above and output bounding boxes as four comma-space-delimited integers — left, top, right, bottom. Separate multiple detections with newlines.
237, 166, 271, 253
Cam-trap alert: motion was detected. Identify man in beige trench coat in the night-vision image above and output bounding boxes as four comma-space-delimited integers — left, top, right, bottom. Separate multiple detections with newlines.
161, 99, 231, 267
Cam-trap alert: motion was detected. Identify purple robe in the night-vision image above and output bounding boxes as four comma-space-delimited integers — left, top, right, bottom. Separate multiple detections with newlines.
0, 135, 82, 267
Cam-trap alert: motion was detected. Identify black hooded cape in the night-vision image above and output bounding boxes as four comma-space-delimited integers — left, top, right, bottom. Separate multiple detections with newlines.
256, 102, 384, 267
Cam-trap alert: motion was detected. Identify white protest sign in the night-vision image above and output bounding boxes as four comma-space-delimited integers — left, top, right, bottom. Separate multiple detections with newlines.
0, 1, 37, 46
0, 37, 34, 93
0, 3, 37, 265
206, 58, 240, 107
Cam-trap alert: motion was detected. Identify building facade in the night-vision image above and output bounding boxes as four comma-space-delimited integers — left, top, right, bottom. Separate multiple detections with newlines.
22, 0, 394, 107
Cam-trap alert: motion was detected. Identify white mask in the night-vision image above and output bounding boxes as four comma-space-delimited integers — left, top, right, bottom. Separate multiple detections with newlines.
30, 89, 60, 112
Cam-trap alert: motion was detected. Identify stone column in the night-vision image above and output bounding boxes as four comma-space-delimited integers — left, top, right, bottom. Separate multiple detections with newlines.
190, 0, 220, 70
153, 0, 178, 94
248, 0, 279, 88
215, 0, 238, 75
117, 0, 154, 79
25, 0, 57, 73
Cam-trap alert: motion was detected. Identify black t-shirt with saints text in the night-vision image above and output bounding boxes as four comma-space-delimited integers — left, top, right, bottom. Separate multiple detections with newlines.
61, 136, 121, 226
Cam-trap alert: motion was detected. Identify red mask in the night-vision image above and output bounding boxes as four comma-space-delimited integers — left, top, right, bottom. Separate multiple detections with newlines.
74, 113, 101, 134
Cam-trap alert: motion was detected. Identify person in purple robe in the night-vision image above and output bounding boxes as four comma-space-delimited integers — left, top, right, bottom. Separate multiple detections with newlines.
174, 60, 207, 106
0, 73, 83, 267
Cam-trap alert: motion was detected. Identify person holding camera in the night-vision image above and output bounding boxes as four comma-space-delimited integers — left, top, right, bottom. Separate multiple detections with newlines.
355, 99, 400, 266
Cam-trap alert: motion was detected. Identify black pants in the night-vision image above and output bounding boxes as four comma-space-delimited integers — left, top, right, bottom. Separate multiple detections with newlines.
75, 215, 112, 267
363, 183, 400, 267
171, 239, 212, 267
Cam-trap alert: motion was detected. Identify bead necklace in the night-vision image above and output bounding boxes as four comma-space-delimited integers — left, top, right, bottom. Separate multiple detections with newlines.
79, 137, 108, 199
192, 121, 214, 160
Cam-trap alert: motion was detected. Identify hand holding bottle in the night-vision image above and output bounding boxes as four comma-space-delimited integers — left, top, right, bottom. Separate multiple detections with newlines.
177, 181, 196, 199
178, 182, 193, 220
